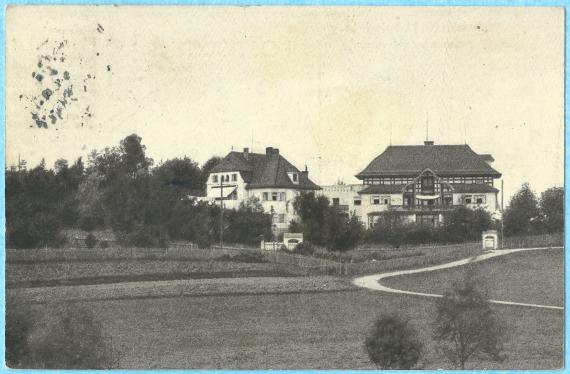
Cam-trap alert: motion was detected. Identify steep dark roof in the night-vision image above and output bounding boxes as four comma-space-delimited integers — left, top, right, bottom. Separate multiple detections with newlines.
449, 184, 499, 193
211, 151, 321, 190
358, 185, 407, 194
356, 144, 501, 179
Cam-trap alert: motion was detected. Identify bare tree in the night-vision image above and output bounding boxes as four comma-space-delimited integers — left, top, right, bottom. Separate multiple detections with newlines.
432, 278, 505, 369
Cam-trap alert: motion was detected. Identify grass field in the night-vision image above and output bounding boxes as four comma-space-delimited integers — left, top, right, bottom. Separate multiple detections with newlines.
383, 248, 564, 307
15, 288, 562, 370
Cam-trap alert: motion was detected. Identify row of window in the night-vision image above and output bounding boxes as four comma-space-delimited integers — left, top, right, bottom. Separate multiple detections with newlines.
347, 194, 487, 206
262, 192, 287, 201
464, 195, 486, 204
212, 173, 237, 183
363, 177, 415, 185
363, 176, 494, 186
441, 176, 493, 185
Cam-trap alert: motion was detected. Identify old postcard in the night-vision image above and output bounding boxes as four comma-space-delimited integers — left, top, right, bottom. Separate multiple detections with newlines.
4, 5, 564, 369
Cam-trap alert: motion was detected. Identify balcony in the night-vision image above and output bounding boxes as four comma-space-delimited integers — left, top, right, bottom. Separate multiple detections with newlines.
389, 205, 455, 212
333, 204, 350, 212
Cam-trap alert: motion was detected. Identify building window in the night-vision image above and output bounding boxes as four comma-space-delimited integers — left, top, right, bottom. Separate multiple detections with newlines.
212, 175, 218, 183
464, 195, 473, 204
280, 192, 286, 201
232, 173, 237, 182
263, 192, 269, 201
371, 195, 380, 205
332, 198, 340, 206
278, 214, 285, 223
383, 196, 390, 205
354, 199, 362, 206
292, 173, 298, 182
272, 192, 279, 201
476, 195, 486, 204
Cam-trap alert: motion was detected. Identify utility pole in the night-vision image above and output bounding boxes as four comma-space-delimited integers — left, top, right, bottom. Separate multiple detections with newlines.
501, 179, 504, 249
219, 177, 224, 249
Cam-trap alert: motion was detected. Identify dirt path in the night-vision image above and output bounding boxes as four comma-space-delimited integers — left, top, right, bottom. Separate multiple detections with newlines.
352, 246, 564, 310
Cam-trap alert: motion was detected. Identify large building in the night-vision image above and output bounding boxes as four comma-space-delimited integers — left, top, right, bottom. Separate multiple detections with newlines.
322, 141, 502, 229
206, 147, 320, 233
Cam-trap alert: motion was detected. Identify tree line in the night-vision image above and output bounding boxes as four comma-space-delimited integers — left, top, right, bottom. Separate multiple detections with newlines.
6, 134, 271, 249
6, 134, 563, 251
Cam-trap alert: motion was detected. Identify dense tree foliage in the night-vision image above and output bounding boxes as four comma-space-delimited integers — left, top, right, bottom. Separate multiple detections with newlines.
291, 192, 364, 251
6, 134, 270, 249
364, 315, 423, 369
364, 207, 494, 247
503, 183, 541, 235
6, 304, 117, 369
503, 183, 563, 236
539, 187, 564, 233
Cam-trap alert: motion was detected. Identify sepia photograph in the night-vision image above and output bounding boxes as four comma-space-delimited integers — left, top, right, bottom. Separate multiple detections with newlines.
4, 5, 565, 370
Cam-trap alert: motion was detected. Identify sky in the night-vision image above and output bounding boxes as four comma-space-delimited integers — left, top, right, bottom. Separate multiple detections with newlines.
5, 6, 564, 203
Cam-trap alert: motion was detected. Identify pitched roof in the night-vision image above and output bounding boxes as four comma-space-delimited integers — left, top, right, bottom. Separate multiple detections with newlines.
210, 150, 321, 190
356, 144, 501, 178
449, 184, 499, 193
358, 185, 407, 194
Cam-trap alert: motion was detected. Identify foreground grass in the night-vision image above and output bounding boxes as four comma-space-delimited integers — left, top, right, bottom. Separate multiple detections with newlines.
12, 288, 562, 370
383, 248, 564, 307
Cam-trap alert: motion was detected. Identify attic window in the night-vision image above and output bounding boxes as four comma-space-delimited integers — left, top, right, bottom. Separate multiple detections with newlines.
212, 175, 218, 183
289, 172, 299, 184
232, 173, 237, 182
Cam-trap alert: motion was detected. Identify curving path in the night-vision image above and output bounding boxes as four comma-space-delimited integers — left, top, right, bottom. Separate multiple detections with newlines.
352, 246, 564, 310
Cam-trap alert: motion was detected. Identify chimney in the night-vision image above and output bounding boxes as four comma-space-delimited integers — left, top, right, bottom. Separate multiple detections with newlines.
424, 140, 434, 146
243, 147, 249, 159
302, 165, 308, 176
265, 147, 279, 155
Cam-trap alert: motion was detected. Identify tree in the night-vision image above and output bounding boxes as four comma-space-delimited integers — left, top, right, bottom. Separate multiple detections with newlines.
120, 133, 152, 176
443, 206, 494, 242
540, 187, 564, 233
364, 315, 423, 369
503, 183, 540, 235
432, 277, 505, 369
153, 157, 202, 194
7, 304, 118, 369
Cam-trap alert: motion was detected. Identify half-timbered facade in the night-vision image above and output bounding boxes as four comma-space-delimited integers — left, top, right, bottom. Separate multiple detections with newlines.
322, 141, 502, 229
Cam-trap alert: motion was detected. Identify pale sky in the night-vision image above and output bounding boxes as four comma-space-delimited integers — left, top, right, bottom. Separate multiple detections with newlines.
5, 6, 564, 202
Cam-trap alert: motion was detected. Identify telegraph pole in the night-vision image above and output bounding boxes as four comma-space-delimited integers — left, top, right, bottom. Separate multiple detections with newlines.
501, 179, 504, 249
219, 177, 224, 249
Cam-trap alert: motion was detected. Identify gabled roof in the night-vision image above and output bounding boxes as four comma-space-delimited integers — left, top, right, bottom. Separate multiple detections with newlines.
210, 150, 321, 190
356, 144, 501, 179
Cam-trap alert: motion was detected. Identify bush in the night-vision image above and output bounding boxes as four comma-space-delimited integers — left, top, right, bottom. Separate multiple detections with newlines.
218, 251, 268, 263
121, 225, 169, 248
364, 314, 423, 369
6, 212, 65, 249
6, 304, 117, 369
292, 241, 315, 255
99, 239, 109, 249
85, 233, 98, 249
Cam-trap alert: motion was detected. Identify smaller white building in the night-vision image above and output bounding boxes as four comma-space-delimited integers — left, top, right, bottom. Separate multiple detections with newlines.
206, 147, 321, 234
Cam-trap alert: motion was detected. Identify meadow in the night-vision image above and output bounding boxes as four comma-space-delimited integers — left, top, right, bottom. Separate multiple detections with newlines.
14, 287, 563, 370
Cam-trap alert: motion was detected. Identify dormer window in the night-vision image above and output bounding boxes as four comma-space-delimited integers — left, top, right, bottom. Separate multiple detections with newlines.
288, 172, 299, 184
212, 175, 218, 183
